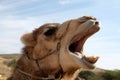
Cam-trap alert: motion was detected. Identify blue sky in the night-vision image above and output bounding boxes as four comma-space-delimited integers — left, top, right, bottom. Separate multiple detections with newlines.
0, 0, 120, 70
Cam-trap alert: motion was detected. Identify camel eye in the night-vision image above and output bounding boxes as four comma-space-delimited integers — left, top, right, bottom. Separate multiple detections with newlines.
44, 28, 57, 36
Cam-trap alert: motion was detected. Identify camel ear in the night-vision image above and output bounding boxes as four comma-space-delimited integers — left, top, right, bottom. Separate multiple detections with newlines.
21, 33, 36, 46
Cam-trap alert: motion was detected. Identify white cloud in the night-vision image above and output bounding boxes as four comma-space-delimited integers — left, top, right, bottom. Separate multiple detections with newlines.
84, 32, 120, 53
59, 0, 84, 5
0, 16, 42, 53
83, 36, 120, 70
0, 14, 65, 54
118, 29, 120, 33
0, 38, 22, 54
96, 53, 120, 70
0, 4, 9, 11
0, 16, 42, 30
0, 0, 39, 12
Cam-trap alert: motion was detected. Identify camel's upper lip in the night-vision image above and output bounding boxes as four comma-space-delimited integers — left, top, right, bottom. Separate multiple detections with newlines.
68, 19, 100, 66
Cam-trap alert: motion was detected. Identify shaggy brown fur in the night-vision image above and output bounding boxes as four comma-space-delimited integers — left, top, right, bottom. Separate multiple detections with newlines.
8, 16, 100, 80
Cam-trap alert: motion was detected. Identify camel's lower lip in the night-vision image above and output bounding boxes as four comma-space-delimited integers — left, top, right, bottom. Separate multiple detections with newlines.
81, 56, 98, 69
72, 52, 99, 65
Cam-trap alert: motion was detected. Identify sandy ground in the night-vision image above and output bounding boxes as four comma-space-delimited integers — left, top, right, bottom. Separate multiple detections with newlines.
0, 54, 20, 80
0, 57, 12, 80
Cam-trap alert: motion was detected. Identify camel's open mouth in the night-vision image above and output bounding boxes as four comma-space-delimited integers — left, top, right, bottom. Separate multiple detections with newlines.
68, 21, 100, 68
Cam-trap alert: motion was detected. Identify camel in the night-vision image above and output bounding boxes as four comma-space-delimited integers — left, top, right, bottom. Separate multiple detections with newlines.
7, 16, 100, 80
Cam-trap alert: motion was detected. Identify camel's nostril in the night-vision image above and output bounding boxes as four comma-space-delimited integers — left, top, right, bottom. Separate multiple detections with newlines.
95, 21, 99, 25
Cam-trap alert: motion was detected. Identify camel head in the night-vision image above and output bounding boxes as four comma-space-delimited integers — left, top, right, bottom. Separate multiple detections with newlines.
21, 16, 100, 75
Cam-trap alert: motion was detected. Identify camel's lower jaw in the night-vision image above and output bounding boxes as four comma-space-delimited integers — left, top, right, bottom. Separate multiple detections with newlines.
69, 52, 99, 69
81, 55, 99, 69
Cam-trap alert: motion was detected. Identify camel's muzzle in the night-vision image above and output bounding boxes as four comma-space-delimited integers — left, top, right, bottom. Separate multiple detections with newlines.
68, 18, 100, 68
